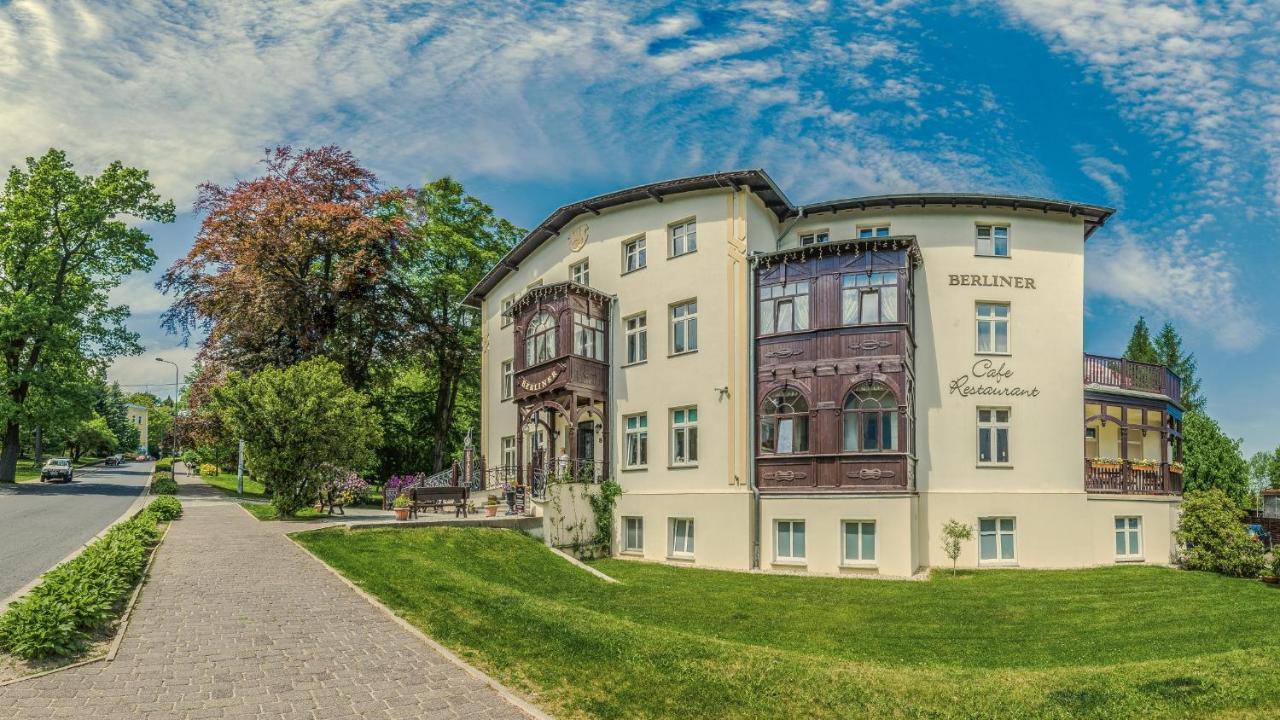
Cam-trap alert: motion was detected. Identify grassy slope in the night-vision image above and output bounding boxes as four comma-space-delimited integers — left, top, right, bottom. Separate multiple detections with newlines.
295, 526, 1280, 719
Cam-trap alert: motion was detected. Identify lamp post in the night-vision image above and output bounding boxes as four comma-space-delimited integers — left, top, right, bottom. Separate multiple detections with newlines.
155, 358, 179, 460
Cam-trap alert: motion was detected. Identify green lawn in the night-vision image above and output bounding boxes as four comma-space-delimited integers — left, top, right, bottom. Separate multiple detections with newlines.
295, 525, 1280, 719
239, 501, 325, 521
199, 471, 268, 499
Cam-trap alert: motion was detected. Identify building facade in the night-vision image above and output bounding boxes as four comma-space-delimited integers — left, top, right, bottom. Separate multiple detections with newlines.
464, 171, 1183, 577
125, 403, 149, 457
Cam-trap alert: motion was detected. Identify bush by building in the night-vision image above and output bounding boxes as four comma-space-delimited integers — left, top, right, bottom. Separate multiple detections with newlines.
1175, 488, 1266, 577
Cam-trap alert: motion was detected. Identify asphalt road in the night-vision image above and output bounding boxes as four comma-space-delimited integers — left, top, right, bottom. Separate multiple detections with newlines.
0, 460, 152, 602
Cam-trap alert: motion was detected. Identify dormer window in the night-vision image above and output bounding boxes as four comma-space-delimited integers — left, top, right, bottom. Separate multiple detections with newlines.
525, 312, 557, 366
799, 230, 829, 246
857, 225, 890, 238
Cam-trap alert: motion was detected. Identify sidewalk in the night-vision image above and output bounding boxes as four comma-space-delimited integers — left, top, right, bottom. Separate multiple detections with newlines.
0, 472, 540, 719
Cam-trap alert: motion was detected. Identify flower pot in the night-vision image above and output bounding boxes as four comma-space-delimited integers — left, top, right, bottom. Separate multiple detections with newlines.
394, 507, 410, 521
1092, 463, 1122, 472
485, 504, 498, 517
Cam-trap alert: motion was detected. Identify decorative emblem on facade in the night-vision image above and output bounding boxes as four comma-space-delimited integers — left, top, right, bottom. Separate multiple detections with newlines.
519, 365, 563, 392
853, 339, 891, 351
850, 468, 895, 480
765, 348, 804, 359
569, 224, 589, 252
764, 470, 807, 483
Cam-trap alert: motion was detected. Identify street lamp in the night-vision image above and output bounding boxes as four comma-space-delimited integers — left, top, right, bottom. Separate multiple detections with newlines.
155, 358, 179, 460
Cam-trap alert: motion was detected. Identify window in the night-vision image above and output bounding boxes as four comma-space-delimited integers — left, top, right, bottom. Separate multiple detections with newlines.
525, 312, 557, 366
975, 302, 1010, 354
624, 414, 648, 468
571, 259, 590, 285
979, 517, 1016, 562
976, 225, 1010, 257
1084, 426, 1099, 458
670, 407, 698, 466
624, 314, 647, 365
977, 408, 1011, 464
500, 296, 514, 327
1115, 517, 1142, 559
670, 300, 698, 354
775, 520, 806, 562
857, 225, 891, 238
841, 272, 899, 325
799, 230, 829, 245
501, 436, 516, 468
842, 521, 877, 564
623, 517, 644, 552
572, 312, 605, 361
670, 518, 694, 556
758, 282, 810, 334
759, 388, 809, 454
501, 359, 513, 400
842, 382, 898, 452
623, 235, 647, 273
669, 219, 697, 257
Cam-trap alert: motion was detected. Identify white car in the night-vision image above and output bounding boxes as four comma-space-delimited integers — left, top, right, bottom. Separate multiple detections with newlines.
40, 458, 74, 483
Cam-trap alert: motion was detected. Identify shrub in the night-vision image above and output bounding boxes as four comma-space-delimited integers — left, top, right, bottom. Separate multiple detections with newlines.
151, 476, 178, 495
154, 457, 173, 472
146, 496, 183, 521
198, 463, 218, 476
1175, 488, 1267, 577
0, 510, 161, 660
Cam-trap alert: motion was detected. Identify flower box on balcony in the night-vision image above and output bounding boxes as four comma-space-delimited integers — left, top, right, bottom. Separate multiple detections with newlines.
1089, 458, 1123, 472
1129, 460, 1160, 470
1169, 463, 1184, 474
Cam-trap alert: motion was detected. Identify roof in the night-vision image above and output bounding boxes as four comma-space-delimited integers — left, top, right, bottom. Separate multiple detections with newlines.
463, 170, 1115, 306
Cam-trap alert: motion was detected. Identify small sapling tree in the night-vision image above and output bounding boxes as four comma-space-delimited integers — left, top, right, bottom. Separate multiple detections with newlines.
941, 519, 974, 576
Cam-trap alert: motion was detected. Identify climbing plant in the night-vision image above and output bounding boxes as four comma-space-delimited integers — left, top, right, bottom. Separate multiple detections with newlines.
587, 478, 623, 548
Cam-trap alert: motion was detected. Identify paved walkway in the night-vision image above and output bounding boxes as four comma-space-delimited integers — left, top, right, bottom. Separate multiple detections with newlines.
0, 472, 539, 719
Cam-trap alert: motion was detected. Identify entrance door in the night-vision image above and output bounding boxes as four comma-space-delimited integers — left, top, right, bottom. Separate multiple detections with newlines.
576, 421, 595, 479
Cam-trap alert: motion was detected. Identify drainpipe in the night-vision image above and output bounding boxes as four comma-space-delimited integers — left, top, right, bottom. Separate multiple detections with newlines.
747, 249, 761, 570
774, 206, 805, 251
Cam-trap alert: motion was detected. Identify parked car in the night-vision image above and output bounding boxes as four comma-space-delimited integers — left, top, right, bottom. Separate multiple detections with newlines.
105, 454, 122, 466
40, 457, 74, 483
1246, 524, 1272, 551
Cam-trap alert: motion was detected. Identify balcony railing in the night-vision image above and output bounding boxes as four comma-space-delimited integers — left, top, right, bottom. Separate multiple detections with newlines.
1085, 460, 1182, 495
529, 458, 609, 500
1084, 354, 1181, 402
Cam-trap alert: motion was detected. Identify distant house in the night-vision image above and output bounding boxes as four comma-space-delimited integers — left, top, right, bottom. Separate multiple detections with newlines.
125, 403, 149, 456
1263, 489, 1280, 518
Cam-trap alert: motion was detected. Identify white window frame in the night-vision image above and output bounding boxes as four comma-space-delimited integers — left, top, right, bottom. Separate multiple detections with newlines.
977, 407, 1011, 465
774, 519, 807, 563
670, 299, 698, 355
501, 359, 514, 400
669, 517, 695, 557
976, 224, 1010, 257
979, 517, 1017, 563
1115, 516, 1143, 560
500, 295, 515, 327
501, 436, 516, 468
857, 225, 891, 238
840, 272, 899, 326
841, 520, 877, 566
669, 406, 698, 467
623, 235, 647, 273
758, 281, 811, 335
572, 312, 605, 361
623, 516, 644, 553
975, 302, 1010, 354
623, 413, 648, 469
624, 313, 647, 365
799, 229, 830, 246
669, 219, 697, 257
570, 259, 590, 285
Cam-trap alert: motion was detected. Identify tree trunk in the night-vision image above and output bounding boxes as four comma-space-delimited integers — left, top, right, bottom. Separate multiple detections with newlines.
0, 420, 20, 483
429, 362, 461, 473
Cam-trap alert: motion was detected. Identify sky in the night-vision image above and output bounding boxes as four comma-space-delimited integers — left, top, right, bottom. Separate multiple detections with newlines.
1, 0, 1277, 452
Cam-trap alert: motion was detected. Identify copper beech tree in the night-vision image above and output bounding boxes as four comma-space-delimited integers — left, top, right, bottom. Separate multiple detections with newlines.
160, 146, 412, 390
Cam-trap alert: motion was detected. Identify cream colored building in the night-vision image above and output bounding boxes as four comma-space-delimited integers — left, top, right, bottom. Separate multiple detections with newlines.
125, 403, 149, 456
464, 171, 1183, 577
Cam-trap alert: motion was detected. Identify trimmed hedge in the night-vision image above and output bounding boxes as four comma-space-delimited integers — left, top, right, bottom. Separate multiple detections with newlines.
151, 471, 177, 495
154, 457, 173, 472
0, 499, 180, 660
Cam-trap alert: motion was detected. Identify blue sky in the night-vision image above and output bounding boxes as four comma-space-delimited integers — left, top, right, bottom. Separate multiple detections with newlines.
1, 0, 1277, 452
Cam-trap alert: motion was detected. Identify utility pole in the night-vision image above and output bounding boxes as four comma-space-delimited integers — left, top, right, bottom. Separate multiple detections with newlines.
236, 439, 245, 496
155, 357, 180, 459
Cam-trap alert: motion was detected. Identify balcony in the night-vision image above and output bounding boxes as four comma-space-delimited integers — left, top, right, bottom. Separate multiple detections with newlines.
1085, 459, 1182, 495
1084, 354, 1181, 403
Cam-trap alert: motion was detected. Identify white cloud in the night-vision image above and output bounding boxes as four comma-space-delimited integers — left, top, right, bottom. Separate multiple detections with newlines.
106, 342, 199, 399
1075, 147, 1128, 207
1086, 221, 1264, 351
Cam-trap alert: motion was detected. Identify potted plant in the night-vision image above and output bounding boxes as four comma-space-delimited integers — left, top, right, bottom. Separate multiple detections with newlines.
393, 493, 412, 521
485, 494, 500, 517
1169, 461, 1184, 474
1263, 554, 1280, 585
1089, 457, 1123, 471
1129, 458, 1159, 470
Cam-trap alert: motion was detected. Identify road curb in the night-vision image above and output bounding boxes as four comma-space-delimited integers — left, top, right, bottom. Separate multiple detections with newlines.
286, 532, 556, 720
107, 518, 173, 661
1, 463, 155, 610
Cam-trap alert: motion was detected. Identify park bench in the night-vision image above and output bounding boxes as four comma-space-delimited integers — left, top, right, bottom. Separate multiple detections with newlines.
409, 486, 469, 518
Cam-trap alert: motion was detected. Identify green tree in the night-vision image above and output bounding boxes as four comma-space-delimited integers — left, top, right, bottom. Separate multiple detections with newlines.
1153, 322, 1205, 412
94, 379, 139, 453
1181, 411, 1249, 506
1247, 449, 1280, 493
215, 358, 382, 516
65, 414, 116, 462
398, 177, 521, 471
0, 149, 173, 482
1122, 317, 1159, 364
125, 392, 174, 457
1175, 488, 1266, 577
940, 520, 973, 576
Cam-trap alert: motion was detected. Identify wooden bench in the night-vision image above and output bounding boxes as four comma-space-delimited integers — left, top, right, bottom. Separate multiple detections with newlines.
409, 486, 469, 518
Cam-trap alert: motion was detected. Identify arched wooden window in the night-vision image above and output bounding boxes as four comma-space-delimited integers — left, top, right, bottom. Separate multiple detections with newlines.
525, 312, 557, 366
842, 382, 898, 452
759, 388, 809, 454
